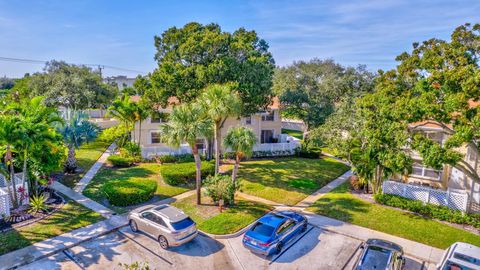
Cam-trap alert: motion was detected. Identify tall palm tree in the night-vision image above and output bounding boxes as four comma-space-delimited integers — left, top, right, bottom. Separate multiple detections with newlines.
198, 84, 241, 174
161, 103, 212, 205
133, 101, 149, 147
59, 111, 99, 173
223, 127, 257, 186
0, 115, 22, 208
107, 94, 137, 143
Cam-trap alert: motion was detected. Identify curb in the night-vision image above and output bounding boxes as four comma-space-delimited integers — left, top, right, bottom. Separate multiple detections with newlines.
0, 217, 128, 270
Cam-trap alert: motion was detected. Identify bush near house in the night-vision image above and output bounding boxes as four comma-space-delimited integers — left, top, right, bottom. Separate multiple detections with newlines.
160, 161, 215, 185
107, 155, 134, 167
374, 193, 480, 228
158, 154, 196, 164
103, 178, 157, 206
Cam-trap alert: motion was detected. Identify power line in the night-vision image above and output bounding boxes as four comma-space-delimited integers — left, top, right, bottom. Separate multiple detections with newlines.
0, 56, 147, 75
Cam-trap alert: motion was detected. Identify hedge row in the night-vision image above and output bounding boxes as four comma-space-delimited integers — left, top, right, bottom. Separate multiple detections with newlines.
103, 178, 157, 207
374, 193, 480, 228
160, 161, 215, 185
158, 154, 195, 164
107, 155, 134, 167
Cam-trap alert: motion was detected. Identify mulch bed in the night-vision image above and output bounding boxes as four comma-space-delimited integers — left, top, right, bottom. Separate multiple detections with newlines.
0, 188, 65, 233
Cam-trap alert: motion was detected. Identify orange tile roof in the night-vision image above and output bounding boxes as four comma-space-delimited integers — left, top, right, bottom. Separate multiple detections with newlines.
130, 95, 279, 111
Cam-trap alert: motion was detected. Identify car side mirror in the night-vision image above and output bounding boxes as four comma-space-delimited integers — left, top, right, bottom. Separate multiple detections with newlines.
359, 245, 364, 249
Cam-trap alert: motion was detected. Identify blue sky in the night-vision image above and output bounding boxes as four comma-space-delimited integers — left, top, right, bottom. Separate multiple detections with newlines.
0, 0, 479, 78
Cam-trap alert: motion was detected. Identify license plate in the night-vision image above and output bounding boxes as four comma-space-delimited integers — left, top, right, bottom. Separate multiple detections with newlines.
251, 240, 257, 245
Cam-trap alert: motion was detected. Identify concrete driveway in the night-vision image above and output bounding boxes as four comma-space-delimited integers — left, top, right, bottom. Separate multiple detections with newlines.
19, 224, 437, 270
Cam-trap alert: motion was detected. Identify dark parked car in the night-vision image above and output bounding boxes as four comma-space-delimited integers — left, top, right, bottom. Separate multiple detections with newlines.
242, 211, 308, 256
355, 239, 405, 270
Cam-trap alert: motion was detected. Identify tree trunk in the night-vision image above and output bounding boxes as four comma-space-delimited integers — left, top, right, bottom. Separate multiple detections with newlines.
21, 149, 28, 200
214, 122, 220, 174
65, 145, 77, 173
232, 154, 240, 185
192, 145, 202, 205
4, 148, 14, 209
138, 120, 142, 146
7, 145, 18, 208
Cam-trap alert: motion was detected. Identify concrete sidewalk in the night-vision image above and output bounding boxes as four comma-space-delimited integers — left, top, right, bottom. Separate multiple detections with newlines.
52, 181, 114, 218
299, 211, 444, 264
74, 142, 116, 193
295, 170, 352, 208
0, 215, 128, 270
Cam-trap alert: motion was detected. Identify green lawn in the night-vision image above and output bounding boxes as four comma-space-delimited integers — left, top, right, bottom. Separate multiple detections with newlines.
59, 139, 113, 188
172, 194, 273, 235
83, 163, 190, 213
281, 128, 303, 140
307, 183, 480, 249
237, 157, 349, 205
0, 201, 104, 255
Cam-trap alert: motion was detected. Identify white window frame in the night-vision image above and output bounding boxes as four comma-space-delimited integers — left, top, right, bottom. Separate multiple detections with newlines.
411, 164, 442, 181
150, 130, 162, 144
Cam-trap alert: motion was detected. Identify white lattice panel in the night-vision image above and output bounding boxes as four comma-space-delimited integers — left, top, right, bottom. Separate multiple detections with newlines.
383, 180, 468, 212
0, 189, 10, 217
448, 192, 468, 211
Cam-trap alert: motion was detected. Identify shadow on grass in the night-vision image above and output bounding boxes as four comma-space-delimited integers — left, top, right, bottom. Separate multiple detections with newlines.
309, 196, 369, 223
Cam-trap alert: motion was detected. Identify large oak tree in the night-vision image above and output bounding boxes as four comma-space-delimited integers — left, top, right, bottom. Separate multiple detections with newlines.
148, 22, 275, 115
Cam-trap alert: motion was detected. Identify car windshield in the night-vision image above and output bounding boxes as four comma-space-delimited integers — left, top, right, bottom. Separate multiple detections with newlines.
170, 217, 194, 231
453, 253, 480, 266
359, 246, 392, 270
251, 222, 275, 237
442, 261, 474, 270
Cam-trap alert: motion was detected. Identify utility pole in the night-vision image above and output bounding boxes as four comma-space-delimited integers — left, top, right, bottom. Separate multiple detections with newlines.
98, 65, 104, 78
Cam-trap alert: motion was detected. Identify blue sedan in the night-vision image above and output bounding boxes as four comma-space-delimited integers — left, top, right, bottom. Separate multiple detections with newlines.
242, 211, 308, 256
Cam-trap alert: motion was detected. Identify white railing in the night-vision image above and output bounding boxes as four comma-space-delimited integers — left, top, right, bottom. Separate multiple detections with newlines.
141, 145, 206, 159
382, 181, 469, 212
253, 141, 300, 153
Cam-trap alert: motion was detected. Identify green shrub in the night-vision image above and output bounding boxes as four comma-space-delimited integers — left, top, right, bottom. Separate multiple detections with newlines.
349, 175, 365, 190
99, 124, 128, 145
28, 194, 49, 214
176, 154, 195, 163
374, 193, 480, 228
158, 154, 177, 163
120, 141, 141, 160
204, 174, 240, 205
107, 155, 134, 167
103, 178, 157, 207
160, 161, 215, 186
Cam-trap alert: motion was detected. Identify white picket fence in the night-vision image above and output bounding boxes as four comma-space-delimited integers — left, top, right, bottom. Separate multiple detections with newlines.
382, 180, 469, 212
253, 141, 300, 153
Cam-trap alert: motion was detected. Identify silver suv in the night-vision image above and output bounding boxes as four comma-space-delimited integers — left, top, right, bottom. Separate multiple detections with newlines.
128, 204, 197, 249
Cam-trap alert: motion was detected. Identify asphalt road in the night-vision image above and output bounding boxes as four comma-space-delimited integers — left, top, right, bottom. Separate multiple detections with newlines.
19, 224, 437, 270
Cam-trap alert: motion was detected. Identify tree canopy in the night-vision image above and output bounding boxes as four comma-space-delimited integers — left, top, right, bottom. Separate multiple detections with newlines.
15, 61, 117, 110
273, 59, 375, 130
148, 22, 275, 115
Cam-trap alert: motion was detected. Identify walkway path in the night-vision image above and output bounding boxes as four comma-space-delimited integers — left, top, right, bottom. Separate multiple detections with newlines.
74, 142, 116, 193
52, 181, 114, 218
295, 170, 352, 208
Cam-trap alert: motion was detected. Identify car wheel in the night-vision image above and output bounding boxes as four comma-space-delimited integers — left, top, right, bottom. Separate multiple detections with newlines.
301, 222, 308, 232
129, 220, 138, 232
275, 242, 283, 254
158, 235, 169, 249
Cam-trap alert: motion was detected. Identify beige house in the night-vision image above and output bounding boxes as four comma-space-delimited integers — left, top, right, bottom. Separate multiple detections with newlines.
388, 119, 480, 213
130, 96, 300, 159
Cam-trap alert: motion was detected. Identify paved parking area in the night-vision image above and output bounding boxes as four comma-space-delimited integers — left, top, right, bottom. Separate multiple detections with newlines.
19, 224, 438, 270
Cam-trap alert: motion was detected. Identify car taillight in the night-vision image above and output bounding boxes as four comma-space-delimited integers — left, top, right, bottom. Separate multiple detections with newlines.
258, 242, 271, 247
244, 236, 251, 241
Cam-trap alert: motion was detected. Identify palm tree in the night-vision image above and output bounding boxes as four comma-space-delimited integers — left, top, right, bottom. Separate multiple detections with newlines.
107, 95, 137, 144
223, 127, 257, 186
198, 84, 241, 174
161, 103, 212, 205
0, 115, 22, 208
133, 102, 149, 147
59, 111, 99, 173
12, 97, 62, 193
